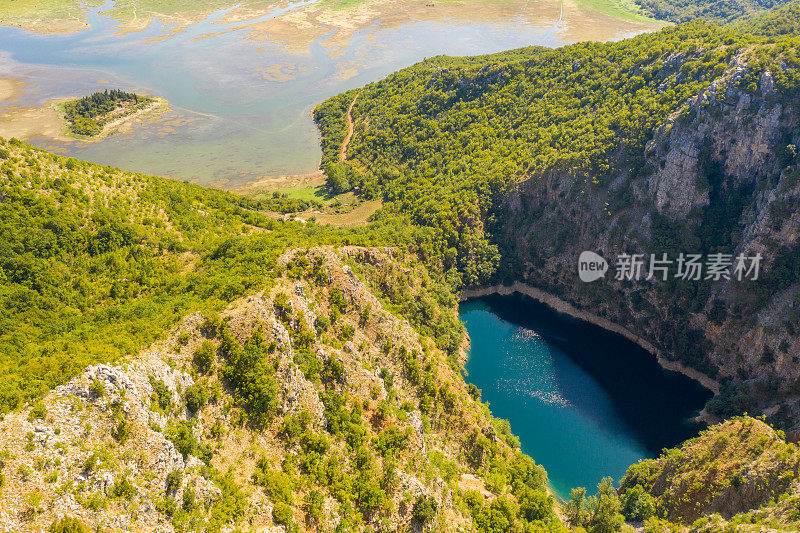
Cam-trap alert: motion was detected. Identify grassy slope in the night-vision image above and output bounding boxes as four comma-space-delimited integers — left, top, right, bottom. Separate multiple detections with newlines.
574, 0, 659, 23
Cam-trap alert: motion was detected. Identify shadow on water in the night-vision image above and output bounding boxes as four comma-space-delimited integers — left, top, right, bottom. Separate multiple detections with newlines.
460, 293, 712, 498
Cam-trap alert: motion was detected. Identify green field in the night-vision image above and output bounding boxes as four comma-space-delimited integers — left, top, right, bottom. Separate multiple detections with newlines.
574, 0, 660, 23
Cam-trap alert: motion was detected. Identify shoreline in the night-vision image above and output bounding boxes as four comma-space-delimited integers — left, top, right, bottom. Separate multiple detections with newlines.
460, 281, 721, 396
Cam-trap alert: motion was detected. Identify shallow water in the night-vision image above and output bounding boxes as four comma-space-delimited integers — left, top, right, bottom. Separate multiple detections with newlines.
460, 294, 711, 499
0, 0, 644, 185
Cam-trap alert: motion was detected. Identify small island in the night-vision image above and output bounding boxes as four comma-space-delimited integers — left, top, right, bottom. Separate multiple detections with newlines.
59, 89, 164, 137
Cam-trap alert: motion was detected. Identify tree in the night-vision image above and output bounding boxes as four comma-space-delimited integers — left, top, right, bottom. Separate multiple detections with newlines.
304, 490, 325, 526
621, 484, 656, 521
193, 341, 215, 374
588, 477, 625, 533
566, 487, 589, 528
324, 162, 351, 194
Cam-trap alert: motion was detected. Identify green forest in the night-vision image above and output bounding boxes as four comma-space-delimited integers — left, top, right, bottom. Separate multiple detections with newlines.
633, 0, 792, 23
315, 19, 800, 289
62, 89, 154, 136
0, 139, 427, 412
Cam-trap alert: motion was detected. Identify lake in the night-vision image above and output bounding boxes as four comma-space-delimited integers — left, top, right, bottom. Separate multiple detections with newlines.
460, 293, 712, 499
0, 0, 658, 186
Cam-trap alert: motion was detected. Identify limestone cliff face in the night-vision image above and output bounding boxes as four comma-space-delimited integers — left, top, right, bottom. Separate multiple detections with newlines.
502, 58, 800, 429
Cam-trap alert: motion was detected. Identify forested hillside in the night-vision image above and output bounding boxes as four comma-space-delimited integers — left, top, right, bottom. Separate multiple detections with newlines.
316, 23, 741, 288
314, 15, 800, 428
1, 139, 552, 531
0, 138, 422, 413
733, 0, 800, 35
0, 246, 563, 532
632, 0, 792, 23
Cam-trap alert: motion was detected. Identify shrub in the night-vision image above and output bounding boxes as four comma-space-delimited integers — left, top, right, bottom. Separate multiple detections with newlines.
314, 316, 330, 334
17, 464, 32, 481
305, 489, 325, 525
184, 383, 209, 415
272, 502, 297, 532
193, 341, 215, 374
274, 293, 292, 320
81, 492, 106, 511
166, 421, 211, 463
322, 358, 345, 384
149, 377, 172, 414
28, 402, 47, 421
252, 462, 295, 505
111, 475, 136, 500
372, 426, 409, 459
166, 469, 183, 494
183, 486, 196, 510
412, 495, 438, 526
156, 497, 177, 517
112, 418, 132, 444
48, 517, 89, 533
89, 379, 105, 398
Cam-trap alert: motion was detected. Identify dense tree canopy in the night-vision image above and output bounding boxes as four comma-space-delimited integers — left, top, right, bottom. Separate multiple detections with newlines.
62, 89, 153, 136
315, 20, 800, 289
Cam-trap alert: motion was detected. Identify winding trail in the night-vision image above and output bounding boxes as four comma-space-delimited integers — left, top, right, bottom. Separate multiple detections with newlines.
339, 92, 359, 162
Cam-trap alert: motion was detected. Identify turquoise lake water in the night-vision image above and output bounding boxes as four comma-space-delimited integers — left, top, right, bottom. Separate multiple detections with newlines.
460, 294, 711, 499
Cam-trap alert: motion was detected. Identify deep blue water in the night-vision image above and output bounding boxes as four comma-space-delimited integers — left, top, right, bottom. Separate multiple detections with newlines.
460, 294, 712, 499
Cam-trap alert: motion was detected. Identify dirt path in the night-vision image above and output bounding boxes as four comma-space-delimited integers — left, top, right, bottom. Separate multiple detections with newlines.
339, 92, 359, 162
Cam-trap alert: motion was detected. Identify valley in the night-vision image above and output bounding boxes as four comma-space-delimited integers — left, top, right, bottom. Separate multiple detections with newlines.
1, 0, 800, 532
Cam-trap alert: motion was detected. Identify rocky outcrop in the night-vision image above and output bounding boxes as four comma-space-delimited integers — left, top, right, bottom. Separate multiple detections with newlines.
620, 417, 800, 524
0, 247, 530, 532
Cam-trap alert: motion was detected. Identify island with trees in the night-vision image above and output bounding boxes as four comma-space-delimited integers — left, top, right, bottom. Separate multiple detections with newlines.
59, 89, 164, 137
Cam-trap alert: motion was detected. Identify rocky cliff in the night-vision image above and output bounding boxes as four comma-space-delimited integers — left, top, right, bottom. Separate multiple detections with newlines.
502, 54, 800, 429
619, 416, 800, 529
